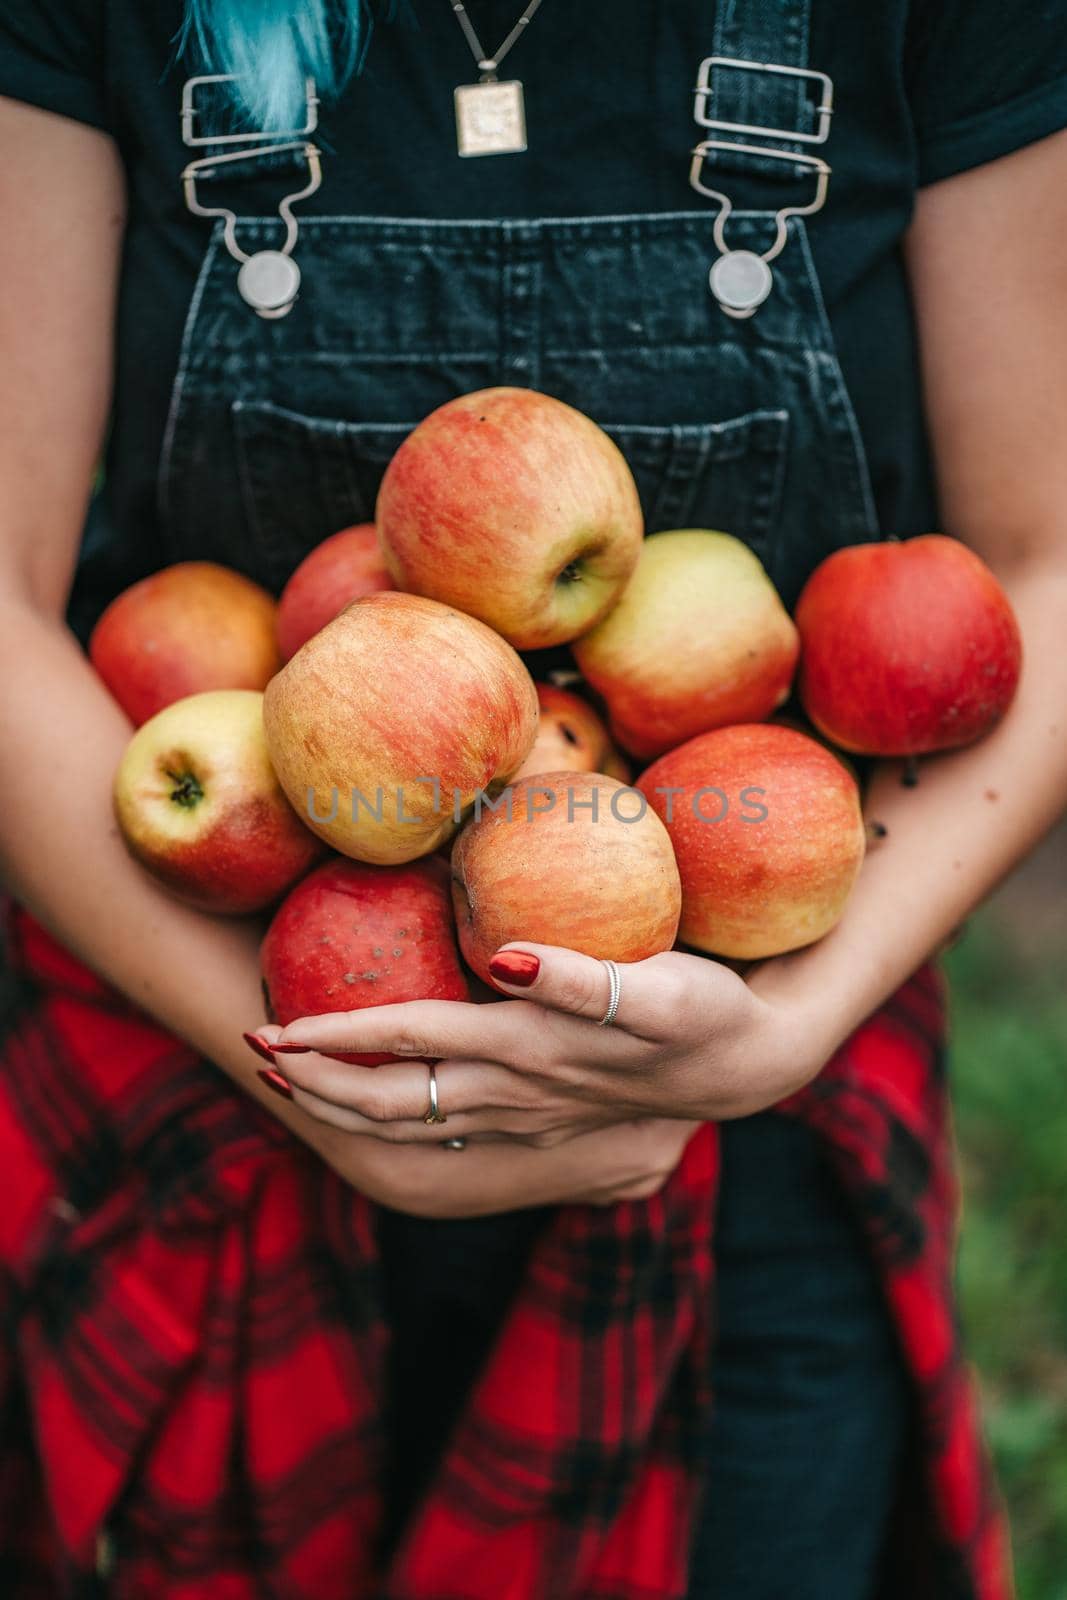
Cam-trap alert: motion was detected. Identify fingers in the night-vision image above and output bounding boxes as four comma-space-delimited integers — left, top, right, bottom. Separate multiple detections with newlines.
486, 944, 699, 1040
272, 996, 540, 1067
270, 992, 639, 1071
247, 1047, 610, 1145
278, 1054, 515, 1123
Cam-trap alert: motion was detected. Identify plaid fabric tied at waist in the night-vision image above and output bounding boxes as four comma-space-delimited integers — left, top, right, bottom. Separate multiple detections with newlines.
0, 905, 1011, 1598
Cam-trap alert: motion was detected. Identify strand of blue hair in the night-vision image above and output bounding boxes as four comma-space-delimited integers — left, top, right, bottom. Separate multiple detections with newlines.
178, 0, 384, 131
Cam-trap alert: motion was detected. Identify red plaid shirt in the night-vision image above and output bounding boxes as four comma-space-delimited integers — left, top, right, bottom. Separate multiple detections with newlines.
0, 905, 1011, 1598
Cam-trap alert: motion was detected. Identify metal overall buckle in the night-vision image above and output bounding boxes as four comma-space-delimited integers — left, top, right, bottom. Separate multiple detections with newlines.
689, 56, 834, 319
180, 75, 322, 318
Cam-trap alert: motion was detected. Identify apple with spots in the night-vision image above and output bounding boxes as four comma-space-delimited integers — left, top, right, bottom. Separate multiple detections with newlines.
261, 856, 470, 1064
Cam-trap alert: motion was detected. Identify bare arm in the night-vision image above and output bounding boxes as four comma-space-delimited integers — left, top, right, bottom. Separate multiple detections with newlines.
0, 98, 328, 1129
748, 127, 1067, 1049
0, 99, 692, 1216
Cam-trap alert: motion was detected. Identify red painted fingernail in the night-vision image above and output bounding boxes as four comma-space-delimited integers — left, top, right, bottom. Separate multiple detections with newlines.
272, 1043, 312, 1055
243, 1032, 277, 1063
257, 1068, 293, 1101
488, 950, 541, 987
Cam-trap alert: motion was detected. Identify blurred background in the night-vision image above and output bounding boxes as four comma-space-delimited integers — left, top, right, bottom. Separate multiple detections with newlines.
948, 816, 1067, 1600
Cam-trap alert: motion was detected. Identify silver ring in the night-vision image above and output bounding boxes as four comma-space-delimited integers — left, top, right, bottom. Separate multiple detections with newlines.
442, 1137, 467, 1151
423, 1062, 447, 1125
598, 959, 622, 1026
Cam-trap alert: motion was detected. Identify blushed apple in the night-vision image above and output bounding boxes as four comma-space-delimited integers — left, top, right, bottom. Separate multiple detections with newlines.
376, 388, 644, 649
263, 592, 539, 865
796, 534, 1022, 756
513, 682, 614, 780
113, 689, 322, 913
451, 771, 681, 985
90, 561, 280, 726
637, 723, 866, 960
261, 856, 470, 1064
275, 524, 392, 662
573, 529, 799, 760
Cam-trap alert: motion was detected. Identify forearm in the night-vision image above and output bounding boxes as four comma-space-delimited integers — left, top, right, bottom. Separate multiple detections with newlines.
0, 596, 316, 1127
749, 554, 1067, 1056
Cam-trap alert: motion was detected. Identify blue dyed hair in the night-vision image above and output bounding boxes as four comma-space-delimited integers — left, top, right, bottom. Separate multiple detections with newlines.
178, 0, 375, 131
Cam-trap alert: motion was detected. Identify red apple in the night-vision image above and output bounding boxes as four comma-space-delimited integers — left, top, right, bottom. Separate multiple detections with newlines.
513, 682, 615, 781
451, 771, 682, 984
795, 535, 1022, 756
275, 524, 392, 661
263, 592, 539, 864
261, 856, 470, 1064
573, 529, 799, 760
90, 561, 280, 726
638, 724, 866, 960
376, 388, 644, 649
113, 690, 322, 913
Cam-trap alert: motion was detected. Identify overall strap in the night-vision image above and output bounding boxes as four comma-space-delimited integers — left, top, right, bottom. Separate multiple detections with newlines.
702, 0, 829, 183
714, 0, 812, 72
691, 0, 832, 314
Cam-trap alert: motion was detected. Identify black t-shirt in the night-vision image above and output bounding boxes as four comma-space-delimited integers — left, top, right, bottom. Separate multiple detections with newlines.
2, 0, 1067, 615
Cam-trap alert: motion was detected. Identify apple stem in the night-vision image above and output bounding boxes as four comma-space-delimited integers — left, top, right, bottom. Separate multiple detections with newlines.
166, 768, 204, 808
901, 756, 920, 788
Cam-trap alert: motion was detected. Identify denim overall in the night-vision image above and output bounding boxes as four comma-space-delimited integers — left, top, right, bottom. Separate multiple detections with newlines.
158, 1, 905, 1591
160, 10, 877, 610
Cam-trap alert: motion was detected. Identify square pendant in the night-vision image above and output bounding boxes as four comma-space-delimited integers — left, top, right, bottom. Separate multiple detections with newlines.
454, 79, 527, 157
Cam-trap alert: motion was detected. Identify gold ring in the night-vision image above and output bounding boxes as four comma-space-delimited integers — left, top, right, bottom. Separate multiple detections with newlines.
423, 1062, 447, 1125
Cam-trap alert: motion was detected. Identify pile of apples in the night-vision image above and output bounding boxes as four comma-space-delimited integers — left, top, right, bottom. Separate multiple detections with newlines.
97, 387, 1022, 1041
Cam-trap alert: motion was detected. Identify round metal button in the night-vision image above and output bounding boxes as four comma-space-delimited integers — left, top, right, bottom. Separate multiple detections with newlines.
237, 250, 301, 313
708, 250, 773, 314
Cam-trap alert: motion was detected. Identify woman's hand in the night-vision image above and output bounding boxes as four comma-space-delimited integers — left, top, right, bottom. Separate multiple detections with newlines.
309, 1109, 702, 1219
250, 945, 828, 1146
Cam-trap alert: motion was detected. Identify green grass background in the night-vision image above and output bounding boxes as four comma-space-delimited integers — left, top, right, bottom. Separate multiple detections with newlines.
948, 824, 1067, 1600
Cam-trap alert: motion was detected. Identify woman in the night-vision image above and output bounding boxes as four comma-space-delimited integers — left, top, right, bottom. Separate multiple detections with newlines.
1, 1, 1065, 1595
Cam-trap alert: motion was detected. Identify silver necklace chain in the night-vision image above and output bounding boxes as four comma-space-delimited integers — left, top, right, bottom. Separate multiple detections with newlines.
450, 0, 544, 80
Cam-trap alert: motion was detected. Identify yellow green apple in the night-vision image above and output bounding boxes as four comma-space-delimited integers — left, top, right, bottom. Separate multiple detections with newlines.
573, 529, 799, 760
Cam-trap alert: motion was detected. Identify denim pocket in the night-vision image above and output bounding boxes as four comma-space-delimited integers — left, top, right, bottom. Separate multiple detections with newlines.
601, 410, 790, 567
231, 400, 416, 590
232, 400, 791, 593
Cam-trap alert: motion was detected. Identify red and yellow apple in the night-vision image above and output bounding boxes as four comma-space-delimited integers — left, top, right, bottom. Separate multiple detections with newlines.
375, 387, 644, 649
513, 682, 615, 780
451, 771, 682, 984
263, 591, 539, 865
90, 561, 280, 725
637, 723, 866, 959
113, 689, 322, 913
261, 856, 470, 1064
796, 534, 1022, 756
573, 529, 799, 760
275, 524, 392, 661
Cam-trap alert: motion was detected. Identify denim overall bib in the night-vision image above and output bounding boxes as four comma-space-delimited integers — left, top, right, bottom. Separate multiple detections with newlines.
156, 1, 903, 1590
159, 0, 877, 611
